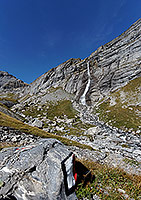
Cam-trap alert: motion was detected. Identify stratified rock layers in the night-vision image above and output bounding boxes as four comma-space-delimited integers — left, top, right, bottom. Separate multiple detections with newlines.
0, 71, 27, 91
0, 139, 76, 200
23, 19, 141, 106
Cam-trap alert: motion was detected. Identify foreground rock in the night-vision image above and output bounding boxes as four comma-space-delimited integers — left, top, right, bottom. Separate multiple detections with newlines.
0, 139, 77, 200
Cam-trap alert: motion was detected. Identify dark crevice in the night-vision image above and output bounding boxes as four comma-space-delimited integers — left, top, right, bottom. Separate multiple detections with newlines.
28, 166, 36, 173
52, 141, 59, 148
42, 147, 48, 162
41, 142, 58, 163
109, 72, 115, 88
1, 196, 17, 200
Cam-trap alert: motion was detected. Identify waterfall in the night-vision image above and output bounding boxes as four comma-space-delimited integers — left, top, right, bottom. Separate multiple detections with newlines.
80, 62, 91, 105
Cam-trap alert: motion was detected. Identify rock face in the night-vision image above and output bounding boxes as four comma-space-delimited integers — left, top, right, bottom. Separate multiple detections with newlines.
0, 71, 27, 92
22, 19, 141, 106
0, 139, 77, 200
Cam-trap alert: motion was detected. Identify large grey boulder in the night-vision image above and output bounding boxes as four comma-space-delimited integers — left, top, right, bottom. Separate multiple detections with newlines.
30, 118, 43, 128
0, 139, 77, 200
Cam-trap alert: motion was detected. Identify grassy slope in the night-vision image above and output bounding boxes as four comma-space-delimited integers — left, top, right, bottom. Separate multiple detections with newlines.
0, 111, 93, 150
47, 100, 76, 119
76, 159, 141, 200
0, 92, 19, 100
95, 77, 141, 132
22, 99, 94, 136
1, 112, 140, 199
0, 97, 18, 103
23, 100, 76, 119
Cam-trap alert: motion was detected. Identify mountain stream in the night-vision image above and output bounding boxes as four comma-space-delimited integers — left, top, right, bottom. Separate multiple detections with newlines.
80, 62, 91, 105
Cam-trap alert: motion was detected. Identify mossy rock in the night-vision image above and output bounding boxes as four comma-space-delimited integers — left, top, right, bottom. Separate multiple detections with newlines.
0, 180, 4, 188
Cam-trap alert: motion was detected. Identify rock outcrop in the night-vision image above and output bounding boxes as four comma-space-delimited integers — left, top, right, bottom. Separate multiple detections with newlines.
0, 139, 77, 200
0, 71, 27, 92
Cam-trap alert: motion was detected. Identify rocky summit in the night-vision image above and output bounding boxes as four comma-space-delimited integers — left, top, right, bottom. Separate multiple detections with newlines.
0, 19, 141, 199
0, 71, 27, 92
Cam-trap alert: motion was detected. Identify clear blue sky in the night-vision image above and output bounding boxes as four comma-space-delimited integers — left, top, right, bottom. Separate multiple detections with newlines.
0, 0, 140, 83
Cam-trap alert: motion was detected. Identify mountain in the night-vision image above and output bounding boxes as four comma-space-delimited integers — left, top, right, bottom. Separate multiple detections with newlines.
21, 19, 140, 107
10, 18, 140, 133
0, 71, 28, 119
0, 71, 28, 92
0, 19, 141, 199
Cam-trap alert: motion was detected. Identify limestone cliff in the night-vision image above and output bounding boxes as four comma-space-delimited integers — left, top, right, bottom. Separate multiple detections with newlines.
22, 19, 141, 106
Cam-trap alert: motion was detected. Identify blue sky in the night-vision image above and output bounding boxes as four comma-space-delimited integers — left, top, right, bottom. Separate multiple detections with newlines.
0, 0, 141, 83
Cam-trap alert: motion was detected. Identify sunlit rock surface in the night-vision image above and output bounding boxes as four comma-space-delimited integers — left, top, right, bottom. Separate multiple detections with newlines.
0, 139, 77, 200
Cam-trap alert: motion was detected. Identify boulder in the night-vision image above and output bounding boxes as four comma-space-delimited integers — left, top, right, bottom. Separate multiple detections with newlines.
0, 139, 77, 200
30, 118, 43, 128
85, 127, 100, 135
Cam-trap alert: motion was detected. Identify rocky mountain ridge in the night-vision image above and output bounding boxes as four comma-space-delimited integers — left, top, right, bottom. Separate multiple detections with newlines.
9, 18, 140, 134
0, 71, 28, 92
20, 19, 141, 107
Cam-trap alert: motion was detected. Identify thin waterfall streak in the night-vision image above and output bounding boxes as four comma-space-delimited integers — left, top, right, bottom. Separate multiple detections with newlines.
80, 62, 91, 105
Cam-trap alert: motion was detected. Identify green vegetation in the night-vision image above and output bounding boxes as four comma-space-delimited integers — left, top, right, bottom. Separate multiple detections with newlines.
23, 100, 77, 119
0, 111, 93, 150
123, 158, 140, 167
95, 77, 141, 132
66, 122, 94, 137
96, 101, 140, 131
0, 180, 4, 188
0, 142, 20, 150
76, 159, 141, 199
0, 103, 9, 109
0, 97, 18, 103
47, 86, 63, 93
47, 100, 76, 119
122, 76, 141, 93
97, 101, 140, 132
19, 94, 31, 102
0, 92, 19, 99
23, 104, 43, 118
